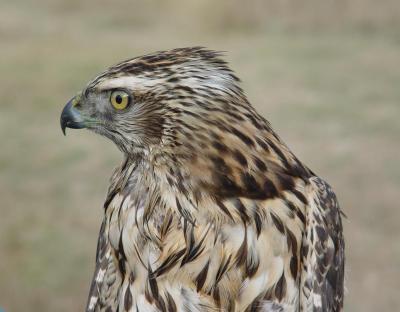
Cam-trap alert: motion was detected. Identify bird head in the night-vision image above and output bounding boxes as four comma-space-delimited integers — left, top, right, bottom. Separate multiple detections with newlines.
60, 47, 245, 157
61, 47, 309, 201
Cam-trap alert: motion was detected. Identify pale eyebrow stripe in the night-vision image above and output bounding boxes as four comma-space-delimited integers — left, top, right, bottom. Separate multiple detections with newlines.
95, 76, 165, 91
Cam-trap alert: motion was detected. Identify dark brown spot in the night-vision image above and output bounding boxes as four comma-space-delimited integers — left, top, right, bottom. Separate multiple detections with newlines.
296, 209, 306, 224
213, 287, 221, 307
167, 77, 180, 83
316, 226, 328, 242
278, 174, 295, 191
301, 244, 309, 258
275, 273, 287, 301
195, 261, 210, 291
155, 297, 166, 312
286, 228, 298, 254
246, 256, 260, 278
286, 209, 295, 219
129, 272, 135, 284
286, 200, 297, 212
145, 282, 153, 303
292, 189, 308, 205
270, 213, 285, 234
236, 227, 248, 266
148, 270, 159, 300
241, 173, 263, 197
231, 127, 255, 146
166, 176, 174, 187
256, 137, 270, 151
104, 188, 119, 210
313, 211, 322, 223
268, 140, 290, 168
210, 155, 231, 174
264, 179, 278, 198
176, 85, 195, 94
254, 211, 263, 237
154, 248, 185, 277
215, 255, 232, 284
290, 256, 298, 280
118, 258, 126, 279
233, 150, 248, 166
233, 199, 250, 223
118, 231, 127, 261
246, 297, 262, 312
210, 131, 220, 140
253, 156, 267, 171
226, 110, 245, 121
124, 286, 133, 310
263, 287, 274, 300
245, 113, 261, 128
160, 213, 173, 239
227, 300, 236, 312
291, 163, 311, 178
182, 110, 201, 118
181, 226, 209, 265
176, 197, 195, 224
166, 292, 177, 312
217, 175, 241, 197
216, 200, 234, 220
212, 141, 228, 152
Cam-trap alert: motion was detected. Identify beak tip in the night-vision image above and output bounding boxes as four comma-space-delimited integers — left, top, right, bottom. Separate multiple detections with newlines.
60, 97, 87, 135
60, 116, 67, 136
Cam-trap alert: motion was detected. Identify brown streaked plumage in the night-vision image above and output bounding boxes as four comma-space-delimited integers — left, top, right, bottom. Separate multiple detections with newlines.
61, 47, 345, 312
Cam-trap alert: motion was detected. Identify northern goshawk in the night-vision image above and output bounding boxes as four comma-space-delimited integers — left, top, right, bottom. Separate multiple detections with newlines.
61, 47, 345, 312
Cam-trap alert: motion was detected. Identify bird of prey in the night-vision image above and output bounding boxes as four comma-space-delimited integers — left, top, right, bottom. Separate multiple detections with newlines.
61, 47, 344, 312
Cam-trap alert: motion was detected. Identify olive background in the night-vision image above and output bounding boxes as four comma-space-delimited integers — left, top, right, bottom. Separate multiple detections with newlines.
1, 0, 399, 311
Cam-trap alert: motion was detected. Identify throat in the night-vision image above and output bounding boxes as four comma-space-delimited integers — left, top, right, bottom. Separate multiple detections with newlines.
105, 156, 162, 247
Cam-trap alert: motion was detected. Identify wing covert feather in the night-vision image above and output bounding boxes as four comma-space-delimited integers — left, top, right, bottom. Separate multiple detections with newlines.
86, 219, 120, 312
300, 177, 345, 312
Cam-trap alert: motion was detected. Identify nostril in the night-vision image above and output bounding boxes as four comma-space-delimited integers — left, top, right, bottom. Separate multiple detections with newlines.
74, 102, 82, 109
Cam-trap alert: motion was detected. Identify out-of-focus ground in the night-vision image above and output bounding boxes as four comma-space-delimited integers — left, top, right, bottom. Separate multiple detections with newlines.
0, 0, 399, 311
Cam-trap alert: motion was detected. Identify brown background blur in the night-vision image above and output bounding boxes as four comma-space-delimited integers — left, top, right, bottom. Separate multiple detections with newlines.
1, 0, 399, 311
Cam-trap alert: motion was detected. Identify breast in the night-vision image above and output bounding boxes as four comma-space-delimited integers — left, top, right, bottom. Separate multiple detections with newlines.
144, 194, 305, 311
103, 165, 306, 311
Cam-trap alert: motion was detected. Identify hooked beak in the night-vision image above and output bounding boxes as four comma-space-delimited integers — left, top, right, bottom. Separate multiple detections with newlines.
60, 97, 87, 135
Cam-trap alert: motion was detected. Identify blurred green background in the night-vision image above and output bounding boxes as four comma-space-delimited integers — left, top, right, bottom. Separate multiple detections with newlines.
1, 0, 399, 311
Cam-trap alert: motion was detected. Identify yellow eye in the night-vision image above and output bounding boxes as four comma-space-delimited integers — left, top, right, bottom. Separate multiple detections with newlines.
110, 90, 130, 110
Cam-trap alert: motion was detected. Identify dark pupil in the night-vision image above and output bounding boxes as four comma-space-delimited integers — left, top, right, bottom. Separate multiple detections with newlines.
115, 94, 123, 104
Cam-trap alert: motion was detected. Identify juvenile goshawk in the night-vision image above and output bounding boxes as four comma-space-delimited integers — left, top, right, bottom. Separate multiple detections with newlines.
61, 47, 345, 312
